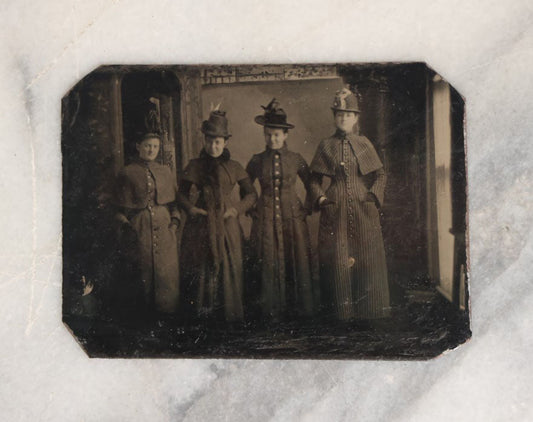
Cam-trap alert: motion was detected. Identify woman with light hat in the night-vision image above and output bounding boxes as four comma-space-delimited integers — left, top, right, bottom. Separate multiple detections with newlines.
309, 88, 390, 321
178, 108, 257, 323
245, 99, 315, 321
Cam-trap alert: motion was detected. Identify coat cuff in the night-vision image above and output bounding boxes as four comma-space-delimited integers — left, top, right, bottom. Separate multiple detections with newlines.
170, 208, 181, 221
234, 195, 255, 216
368, 189, 383, 208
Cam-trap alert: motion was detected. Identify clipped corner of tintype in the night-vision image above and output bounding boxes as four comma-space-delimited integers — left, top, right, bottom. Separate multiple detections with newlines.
61, 63, 470, 359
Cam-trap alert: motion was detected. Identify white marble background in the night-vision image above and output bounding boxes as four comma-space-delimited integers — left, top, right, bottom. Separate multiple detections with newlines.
1, 0, 532, 420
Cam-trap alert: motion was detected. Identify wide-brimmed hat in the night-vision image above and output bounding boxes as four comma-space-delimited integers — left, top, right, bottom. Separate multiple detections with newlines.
201, 110, 232, 138
331, 88, 360, 113
254, 98, 295, 129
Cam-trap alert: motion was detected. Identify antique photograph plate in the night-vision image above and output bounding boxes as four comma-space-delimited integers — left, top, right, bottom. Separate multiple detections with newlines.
3, 0, 533, 420
62, 63, 470, 359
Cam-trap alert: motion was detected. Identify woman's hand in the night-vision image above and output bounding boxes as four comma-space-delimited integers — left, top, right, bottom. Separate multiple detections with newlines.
223, 207, 239, 219
169, 217, 180, 231
189, 206, 208, 217
318, 196, 335, 208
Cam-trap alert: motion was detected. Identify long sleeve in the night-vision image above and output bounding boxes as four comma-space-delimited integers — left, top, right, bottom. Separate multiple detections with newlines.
369, 167, 386, 208
296, 154, 311, 188
235, 177, 257, 216
308, 172, 327, 210
177, 180, 195, 214
245, 155, 259, 185
296, 154, 314, 214
168, 180, 181, 221
169, 203, 181, 221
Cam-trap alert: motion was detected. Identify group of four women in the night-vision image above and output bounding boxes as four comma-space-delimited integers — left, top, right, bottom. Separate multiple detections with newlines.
115, 88, 390, 324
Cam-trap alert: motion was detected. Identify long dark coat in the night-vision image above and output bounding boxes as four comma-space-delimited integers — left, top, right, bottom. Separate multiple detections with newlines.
178, 149, 257, 322
309, 130, 390, 320
114, 159, 181, 313
246, 145, 314, 320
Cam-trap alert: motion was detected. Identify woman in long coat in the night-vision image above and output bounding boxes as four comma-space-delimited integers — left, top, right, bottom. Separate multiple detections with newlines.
114, 133, 181, 314
245, 99, 314, 321
178, 109, 257, 322
309, 88, 390, 321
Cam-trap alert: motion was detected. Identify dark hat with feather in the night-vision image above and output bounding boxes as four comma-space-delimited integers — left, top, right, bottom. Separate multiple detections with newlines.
201, 104, 232, 138
254, 98, 295, 129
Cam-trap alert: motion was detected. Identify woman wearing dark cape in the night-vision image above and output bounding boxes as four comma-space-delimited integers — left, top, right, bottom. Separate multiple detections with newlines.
178, 109, 257, 323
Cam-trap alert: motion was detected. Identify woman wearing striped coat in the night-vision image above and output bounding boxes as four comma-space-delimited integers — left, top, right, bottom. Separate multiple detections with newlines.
309, 88, 390, 321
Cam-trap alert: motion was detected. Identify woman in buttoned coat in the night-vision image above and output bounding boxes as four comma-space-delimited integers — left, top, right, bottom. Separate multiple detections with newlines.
114, 133, 181, 314
309, 88, 390, 321
178, 109, 257, 323
245, 99, 314, 321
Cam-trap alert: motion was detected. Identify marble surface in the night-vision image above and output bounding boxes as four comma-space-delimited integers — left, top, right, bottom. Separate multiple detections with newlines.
1, 0, 532, 420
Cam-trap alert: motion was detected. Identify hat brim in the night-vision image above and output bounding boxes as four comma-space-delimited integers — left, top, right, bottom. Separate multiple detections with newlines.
254, 115, 295, 129
331, 107, 360, 113
201, 128, 232, 138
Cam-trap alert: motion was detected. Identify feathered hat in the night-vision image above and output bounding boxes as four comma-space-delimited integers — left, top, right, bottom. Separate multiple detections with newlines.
201, 103, 232, 138
331, 88, 360, 113
254, 98, 295, 129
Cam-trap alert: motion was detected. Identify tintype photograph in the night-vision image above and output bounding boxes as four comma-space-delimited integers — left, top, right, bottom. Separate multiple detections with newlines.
62, 63, 470, 359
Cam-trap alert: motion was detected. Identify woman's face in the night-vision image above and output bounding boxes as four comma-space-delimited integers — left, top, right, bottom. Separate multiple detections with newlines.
204, 136, 228, 158
264, 127, 288, 150
136, 137, 160, 161
334, 111, 359, 133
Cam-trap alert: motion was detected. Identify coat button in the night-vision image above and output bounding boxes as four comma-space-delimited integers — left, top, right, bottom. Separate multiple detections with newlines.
348, 257, 356, 267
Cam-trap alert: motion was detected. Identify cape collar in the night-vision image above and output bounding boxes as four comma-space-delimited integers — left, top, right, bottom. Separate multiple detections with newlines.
199, 147, 231, 162
133, 156, 160, 169
334, 128, 358, 140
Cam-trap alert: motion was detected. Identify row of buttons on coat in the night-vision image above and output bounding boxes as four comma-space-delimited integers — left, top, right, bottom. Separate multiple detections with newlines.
343, 140, 356, 240
273, 153, 282, 221
341, 140, 357, 267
